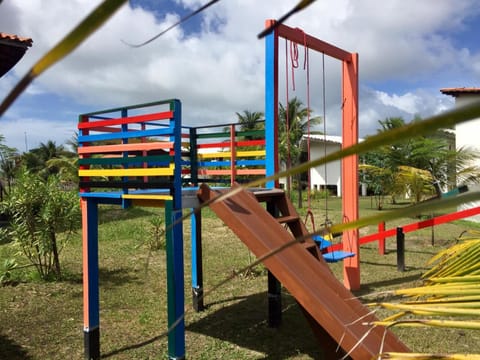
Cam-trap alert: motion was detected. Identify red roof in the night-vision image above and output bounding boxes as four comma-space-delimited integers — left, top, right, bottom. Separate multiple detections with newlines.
440, 87, 480, 97
0, 32, 33, 78
0, 32, 33, 47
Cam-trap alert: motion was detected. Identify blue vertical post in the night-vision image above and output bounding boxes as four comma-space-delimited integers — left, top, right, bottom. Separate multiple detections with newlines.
191, 208, 203, 311
166, 99, 185, 359
265, 20, 279, 190
165, 201, 185, 360
81, 198, 100, 360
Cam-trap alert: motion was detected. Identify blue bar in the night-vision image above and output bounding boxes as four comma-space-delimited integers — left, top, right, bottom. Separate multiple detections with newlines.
236, 159, 266, 166
166, 202, 185, 359
78, 127, 174, 143
265, 27, 277, 189
198, 161, 231, 167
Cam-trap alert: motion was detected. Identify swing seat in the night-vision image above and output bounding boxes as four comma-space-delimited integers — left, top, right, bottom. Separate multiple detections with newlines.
312, 235, 355, 263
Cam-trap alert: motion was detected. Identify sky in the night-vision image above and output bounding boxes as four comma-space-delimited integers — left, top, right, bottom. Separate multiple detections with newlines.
1, 0, 480, 152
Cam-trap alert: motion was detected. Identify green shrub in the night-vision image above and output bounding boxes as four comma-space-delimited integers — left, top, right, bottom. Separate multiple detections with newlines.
0, 171, 80, 280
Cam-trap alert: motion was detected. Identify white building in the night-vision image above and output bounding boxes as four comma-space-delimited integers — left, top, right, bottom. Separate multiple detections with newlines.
440, 87, 480, 222
301, 134, 343, 197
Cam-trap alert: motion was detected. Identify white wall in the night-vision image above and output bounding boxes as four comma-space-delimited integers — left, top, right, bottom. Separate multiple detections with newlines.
309, 141, 342, 197
455, 94, 480, 222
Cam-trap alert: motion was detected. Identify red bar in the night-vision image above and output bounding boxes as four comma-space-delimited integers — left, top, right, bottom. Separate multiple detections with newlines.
197, 142, 231, 149
197, 139, 266, 149
276, 23, 352, 62
236, 139, 265, 147
78, 111, 174, 129
358, 206, 480, 245
78, 141, 173, 154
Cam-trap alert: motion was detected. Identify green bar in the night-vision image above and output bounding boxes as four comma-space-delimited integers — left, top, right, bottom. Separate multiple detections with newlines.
237, 130, 265, 138
196, 132, 230, 139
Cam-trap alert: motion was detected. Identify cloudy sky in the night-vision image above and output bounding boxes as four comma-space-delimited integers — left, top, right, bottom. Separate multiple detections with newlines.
1, 0, 480, 152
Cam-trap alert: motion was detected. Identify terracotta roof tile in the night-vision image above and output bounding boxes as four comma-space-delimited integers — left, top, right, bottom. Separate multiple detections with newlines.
0, 32, 33, 47
0, 33, 33, 78
440, 87, 480, 96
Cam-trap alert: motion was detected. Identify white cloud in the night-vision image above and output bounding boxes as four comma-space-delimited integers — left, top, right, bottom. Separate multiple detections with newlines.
376, 91, 420, 114
1, 116, 77, 153
1, 0, 479, 150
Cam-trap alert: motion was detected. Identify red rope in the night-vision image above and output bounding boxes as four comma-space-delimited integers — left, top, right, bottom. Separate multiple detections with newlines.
304, 209, 316, 232
306, 47, 311, 210
290, 40, 298, 91
285, 40, 291, 188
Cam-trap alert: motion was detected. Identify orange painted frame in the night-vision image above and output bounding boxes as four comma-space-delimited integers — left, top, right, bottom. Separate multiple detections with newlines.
265, 20, 360, 289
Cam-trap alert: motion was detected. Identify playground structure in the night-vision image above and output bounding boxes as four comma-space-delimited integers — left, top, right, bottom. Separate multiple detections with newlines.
78, 21, 411, 360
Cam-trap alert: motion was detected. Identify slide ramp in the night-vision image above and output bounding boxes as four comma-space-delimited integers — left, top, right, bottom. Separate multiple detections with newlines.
198, 184, 410, 359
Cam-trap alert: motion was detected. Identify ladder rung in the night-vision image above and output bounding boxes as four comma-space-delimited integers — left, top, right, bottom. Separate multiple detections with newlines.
276, 215, 299, 224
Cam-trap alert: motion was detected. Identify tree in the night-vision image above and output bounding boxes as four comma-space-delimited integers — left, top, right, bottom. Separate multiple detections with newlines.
361, 117, 480, 205
278, 97, 321, 207
22, 139, 77, 180
0, 170, 80, 279
0, 134, 19, 195
235, 110, 264, 137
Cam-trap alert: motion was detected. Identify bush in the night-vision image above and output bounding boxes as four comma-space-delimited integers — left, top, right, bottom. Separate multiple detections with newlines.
0, 171, 80, 280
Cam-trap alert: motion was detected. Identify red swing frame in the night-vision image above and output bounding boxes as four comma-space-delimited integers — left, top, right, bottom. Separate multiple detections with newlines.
265, 20, 360, 290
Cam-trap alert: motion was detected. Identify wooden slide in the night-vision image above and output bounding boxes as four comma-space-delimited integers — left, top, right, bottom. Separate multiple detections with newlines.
198, 184, 410, 359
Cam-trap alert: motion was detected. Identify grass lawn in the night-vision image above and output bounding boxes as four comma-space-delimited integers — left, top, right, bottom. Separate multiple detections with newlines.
1, 195, 480, 359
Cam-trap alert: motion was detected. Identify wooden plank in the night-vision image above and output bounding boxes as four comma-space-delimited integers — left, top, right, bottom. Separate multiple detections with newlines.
78, 155, 171, 166
78, 127, 173, 143
196, 139, 265, 149
79, 180, 172, 189
359, 206, 480, 245
198, 152, 231, 159
236, 150, 266, 157
123, 194, 172, 200
235, 139, 265, 147
78, 141, 173, 155
79, 165, 174, 177
197, 169, 232, 176
198, 150, 266, 159
78, 111, 174, 129
198, 184, 410, 359
236, 169, 265, 175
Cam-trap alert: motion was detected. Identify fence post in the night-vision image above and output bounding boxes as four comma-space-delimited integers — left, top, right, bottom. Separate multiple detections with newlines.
396, 227, 405, 272
378, 221, 386, 255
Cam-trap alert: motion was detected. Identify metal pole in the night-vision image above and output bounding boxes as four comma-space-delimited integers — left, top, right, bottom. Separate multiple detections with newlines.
396, 227, 405, 272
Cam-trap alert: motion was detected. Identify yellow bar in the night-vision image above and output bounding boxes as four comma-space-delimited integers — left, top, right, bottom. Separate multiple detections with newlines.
123, 194, 173, 200
198, 151, 231, 159
236, 150, 266, 157
79, 165, 174, 177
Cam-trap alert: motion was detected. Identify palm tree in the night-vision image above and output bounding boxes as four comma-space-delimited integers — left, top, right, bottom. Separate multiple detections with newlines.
235, 110, 264, 139
362, 117, 480, 205
46, 133, 79, 183
278, 97, 321, 206
23, 140, 76, 180
0, 135, 19, 194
